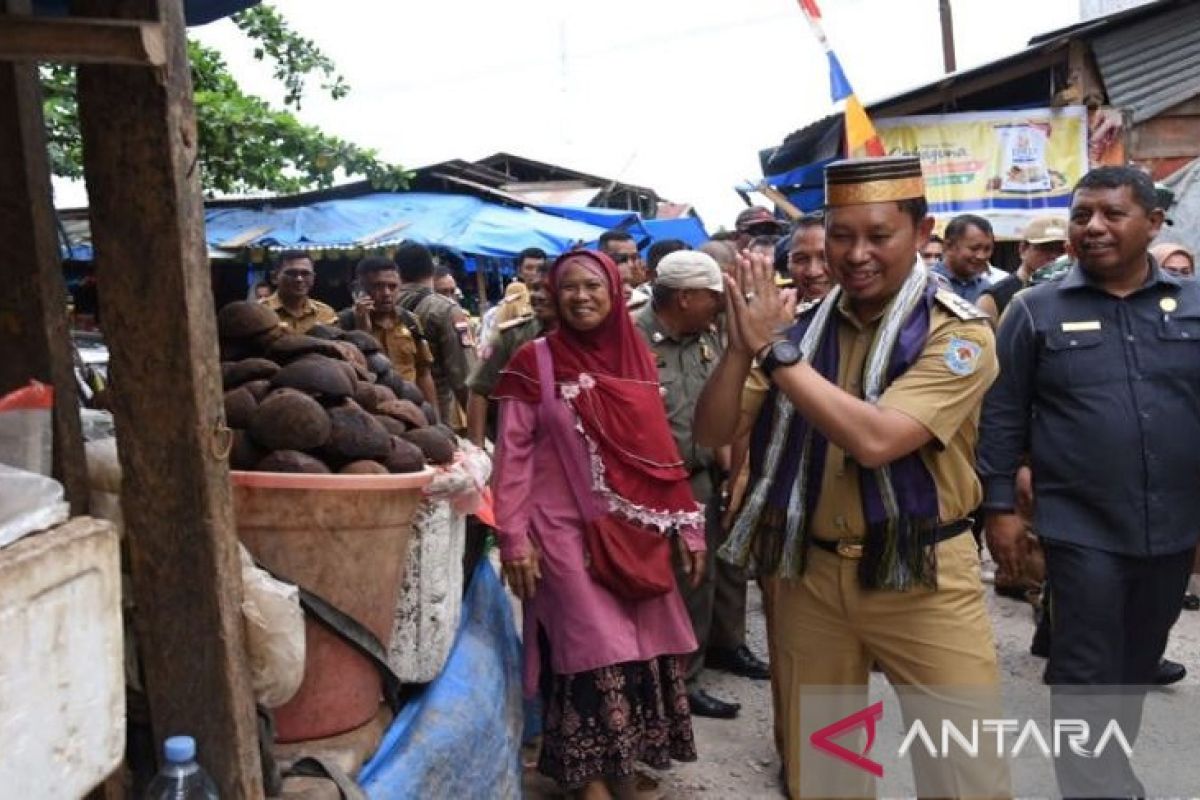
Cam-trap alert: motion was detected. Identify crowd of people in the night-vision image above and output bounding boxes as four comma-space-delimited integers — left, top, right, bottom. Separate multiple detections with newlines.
251, 159, 1200, 799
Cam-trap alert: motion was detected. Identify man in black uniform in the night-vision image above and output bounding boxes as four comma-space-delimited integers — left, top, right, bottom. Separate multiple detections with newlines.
980, 166, 1200, 798
976, 216, 1067, 323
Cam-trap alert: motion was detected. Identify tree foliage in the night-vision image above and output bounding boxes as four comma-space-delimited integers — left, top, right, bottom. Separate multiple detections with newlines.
42, 4, 407, 196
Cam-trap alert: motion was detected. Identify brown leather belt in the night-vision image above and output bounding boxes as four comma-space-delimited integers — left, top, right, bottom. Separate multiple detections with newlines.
810, 519, 972, 560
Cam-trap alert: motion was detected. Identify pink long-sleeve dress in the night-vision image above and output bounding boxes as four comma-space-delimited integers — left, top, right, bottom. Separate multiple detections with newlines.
492, 392, 702, 789
493, 397, 702, 696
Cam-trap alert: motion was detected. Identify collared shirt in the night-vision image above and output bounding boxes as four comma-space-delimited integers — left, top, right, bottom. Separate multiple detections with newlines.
978, 261, 1200, 556
398, 283, 477, 423
468, 316, 542, 397
262, 293, 337, 334
335, 307, 433, 383
736, 290, 997, 539
632, 305, 723, 475
980, 273, 1026, 318
932, 261, 992, 304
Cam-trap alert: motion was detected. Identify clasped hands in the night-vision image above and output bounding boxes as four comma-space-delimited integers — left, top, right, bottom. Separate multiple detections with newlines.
724, 249, 797, 358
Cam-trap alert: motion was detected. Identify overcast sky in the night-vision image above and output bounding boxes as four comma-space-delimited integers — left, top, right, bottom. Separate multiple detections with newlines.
60, 1, 1088, 227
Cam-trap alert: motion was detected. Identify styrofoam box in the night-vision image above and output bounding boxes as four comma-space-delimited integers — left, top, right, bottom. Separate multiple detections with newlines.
0, 517, 124, 798
389, 499, 466, 683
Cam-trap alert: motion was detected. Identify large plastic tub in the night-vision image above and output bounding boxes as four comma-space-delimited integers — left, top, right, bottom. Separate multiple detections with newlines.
231, 469, 433, 743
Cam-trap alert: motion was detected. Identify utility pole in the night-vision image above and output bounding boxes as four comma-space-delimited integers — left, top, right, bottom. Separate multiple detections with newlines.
939, 0, 957, 74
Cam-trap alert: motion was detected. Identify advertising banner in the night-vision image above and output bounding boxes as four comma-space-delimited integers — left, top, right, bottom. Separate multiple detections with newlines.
875, 107, 1089, 238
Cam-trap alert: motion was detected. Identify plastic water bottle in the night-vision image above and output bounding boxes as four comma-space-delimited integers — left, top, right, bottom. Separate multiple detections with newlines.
145, 735, 219, 799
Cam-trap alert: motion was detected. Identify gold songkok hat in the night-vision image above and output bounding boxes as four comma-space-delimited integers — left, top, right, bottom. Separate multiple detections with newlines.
824, 156, 926, 207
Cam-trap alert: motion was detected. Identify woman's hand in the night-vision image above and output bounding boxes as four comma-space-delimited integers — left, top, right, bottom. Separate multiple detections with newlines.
676, 537, 707, 589
502, 547, 542, 601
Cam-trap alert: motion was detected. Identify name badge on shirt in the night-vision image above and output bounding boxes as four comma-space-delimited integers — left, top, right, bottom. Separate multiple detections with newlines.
1061, 320, 1102, 333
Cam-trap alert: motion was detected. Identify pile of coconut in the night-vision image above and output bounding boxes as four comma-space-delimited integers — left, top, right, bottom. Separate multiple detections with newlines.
218, 301, 454, 475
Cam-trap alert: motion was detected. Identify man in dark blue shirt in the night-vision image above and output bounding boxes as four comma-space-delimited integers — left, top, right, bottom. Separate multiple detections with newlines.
931, 214, 1000, 303
979, 166, 1199, 798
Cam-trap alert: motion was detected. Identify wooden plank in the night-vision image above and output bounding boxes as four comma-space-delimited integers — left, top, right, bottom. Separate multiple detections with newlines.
1130, 115, 1200, 159
355, 219, 410, 245
873, 44, 1069, 118
0, 17, 165, 66
0, 1, 89, 514
1161, 96, 1200, 116
70, 0, 263, 796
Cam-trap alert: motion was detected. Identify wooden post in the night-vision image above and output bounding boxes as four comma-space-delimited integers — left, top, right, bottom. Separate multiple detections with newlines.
71, 0, 263, 796
0, 0, 89, 514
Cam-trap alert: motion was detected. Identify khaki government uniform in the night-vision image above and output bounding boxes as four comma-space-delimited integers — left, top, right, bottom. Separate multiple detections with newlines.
736, 290, 1007, 798
262, 293, 337, 335
632, 305, 730, 686
336, 307, 433, 384
398, 284, 477, 429
468, 315, 541, 398
468, 315, 542, 443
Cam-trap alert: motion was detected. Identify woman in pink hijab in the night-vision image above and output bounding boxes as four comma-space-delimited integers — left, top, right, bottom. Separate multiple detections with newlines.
1151, 242, 1195, 277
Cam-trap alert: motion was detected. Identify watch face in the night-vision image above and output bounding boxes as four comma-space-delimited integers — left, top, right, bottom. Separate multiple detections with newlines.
772, 339, 802, 365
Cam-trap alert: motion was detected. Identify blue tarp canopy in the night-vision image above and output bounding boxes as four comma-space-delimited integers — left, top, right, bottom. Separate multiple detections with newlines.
640, 217, 710, 247
537, 204, 710, 251
204, 192, 610, 263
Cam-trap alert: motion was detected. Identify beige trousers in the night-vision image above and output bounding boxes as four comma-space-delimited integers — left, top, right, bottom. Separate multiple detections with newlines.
775, 533, 1009, 799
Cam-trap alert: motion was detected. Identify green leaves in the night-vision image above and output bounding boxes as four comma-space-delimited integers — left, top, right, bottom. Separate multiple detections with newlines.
41, 4, 405, 197
230, 4, 349, 110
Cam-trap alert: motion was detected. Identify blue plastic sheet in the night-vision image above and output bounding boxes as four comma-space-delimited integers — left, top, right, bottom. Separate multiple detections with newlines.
358, 561, 524, 798
205, 192, 608, 261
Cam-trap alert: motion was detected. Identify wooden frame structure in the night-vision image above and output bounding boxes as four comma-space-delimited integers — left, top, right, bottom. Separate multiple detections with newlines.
0, 0, 262, 795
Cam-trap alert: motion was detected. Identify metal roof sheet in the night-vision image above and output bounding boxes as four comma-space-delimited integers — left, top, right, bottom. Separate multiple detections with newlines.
1091, 1, 1200, 123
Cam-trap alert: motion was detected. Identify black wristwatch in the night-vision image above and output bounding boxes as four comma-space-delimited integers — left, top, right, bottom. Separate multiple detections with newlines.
758, 339, 802, 379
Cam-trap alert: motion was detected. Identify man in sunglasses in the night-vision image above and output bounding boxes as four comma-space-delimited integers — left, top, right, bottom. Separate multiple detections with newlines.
262, 250, 337, 334
734, 206, 788, 251
599, 229, 650, 309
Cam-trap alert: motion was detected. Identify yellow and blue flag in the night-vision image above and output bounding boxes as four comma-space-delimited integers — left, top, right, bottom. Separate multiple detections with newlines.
796, 0, 885, 158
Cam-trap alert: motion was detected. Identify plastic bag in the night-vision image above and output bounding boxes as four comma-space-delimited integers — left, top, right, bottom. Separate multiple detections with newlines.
0, 463, 70, 548
239, 545, 306, 709
0, 381, 54, 475
424, 438, 492, 516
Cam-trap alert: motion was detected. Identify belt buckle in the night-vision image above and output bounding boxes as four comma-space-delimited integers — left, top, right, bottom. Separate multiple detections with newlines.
836, 539, 864, 559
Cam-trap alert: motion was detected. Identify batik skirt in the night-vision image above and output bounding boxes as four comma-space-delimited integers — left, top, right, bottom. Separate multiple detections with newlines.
537, 653, 697, 789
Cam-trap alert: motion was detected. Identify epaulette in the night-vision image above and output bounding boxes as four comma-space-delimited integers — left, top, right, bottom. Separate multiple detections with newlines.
934, 288, 989, 321
497, 314, 534, 332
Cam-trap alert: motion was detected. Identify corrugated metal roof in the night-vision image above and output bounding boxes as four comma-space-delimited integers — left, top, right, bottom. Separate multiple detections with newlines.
1091, 1, 1200, 123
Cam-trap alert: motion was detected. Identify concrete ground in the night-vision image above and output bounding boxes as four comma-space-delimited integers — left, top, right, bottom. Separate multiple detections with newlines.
523, 551, 1200, 798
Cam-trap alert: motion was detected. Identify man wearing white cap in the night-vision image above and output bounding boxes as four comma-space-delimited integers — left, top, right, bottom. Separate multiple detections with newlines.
633, 250, 758, 719
976, 216, 1069, 323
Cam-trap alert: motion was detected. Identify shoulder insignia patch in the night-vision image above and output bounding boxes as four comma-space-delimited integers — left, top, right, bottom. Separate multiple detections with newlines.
934, 288, 989, 321
945, 336, 983, 376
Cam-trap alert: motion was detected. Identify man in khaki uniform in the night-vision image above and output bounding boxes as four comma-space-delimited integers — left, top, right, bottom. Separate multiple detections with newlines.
632, 250, 748, 720
336, 255, 437, 407
695, 157, 1006, 798
394, 243, 477, 429
261, 250, 337, 334
465, 260, 556, 446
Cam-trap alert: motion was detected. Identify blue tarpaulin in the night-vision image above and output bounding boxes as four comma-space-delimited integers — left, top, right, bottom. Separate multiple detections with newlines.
204, 193, 609, 262
537, 205, 710, 250
640, 217, 710, 247
358, 560, 524, 798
